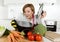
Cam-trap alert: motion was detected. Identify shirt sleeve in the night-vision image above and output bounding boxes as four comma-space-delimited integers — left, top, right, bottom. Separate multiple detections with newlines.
14, 13, 32, 27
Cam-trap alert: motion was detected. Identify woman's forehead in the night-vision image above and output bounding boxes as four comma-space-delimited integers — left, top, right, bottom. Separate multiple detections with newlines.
25, 7, 31, 10
24, 7, 32, 12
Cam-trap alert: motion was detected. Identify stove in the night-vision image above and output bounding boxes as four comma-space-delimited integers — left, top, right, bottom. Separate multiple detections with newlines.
45, 20, 57, 32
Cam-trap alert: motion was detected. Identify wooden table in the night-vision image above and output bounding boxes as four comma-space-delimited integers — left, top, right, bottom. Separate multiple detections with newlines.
0, 36, 43, 42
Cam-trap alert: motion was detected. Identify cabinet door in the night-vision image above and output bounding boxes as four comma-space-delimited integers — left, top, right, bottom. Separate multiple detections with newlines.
0, 0, 3, 6
4, 0, 39, 5
4, 0, 25, 5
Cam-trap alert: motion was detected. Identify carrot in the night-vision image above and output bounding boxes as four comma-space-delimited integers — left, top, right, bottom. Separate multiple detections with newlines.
7, 35, 12, 42
10, 30, 25, 42
14, 31, 21, 35
11, 31, 22, 38
10, 33, 16, 42
15, 37, 21, 42
11, 30, 21, 35
14, 35, 24, 42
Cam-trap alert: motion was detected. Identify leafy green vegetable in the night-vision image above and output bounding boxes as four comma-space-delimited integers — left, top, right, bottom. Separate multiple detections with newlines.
34, 24, 47, 36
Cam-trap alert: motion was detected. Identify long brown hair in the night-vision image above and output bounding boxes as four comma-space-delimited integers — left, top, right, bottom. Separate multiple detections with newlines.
23, 4, 35, 14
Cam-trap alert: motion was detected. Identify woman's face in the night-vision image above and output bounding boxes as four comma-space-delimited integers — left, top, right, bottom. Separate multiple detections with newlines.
23, 7, 33, 19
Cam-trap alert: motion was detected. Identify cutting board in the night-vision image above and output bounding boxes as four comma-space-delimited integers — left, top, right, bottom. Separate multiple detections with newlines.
0, 36, 44, 42
45, 31, 60, 42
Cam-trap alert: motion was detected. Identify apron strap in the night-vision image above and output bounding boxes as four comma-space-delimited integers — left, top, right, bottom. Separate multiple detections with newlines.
32, 14, 34, 30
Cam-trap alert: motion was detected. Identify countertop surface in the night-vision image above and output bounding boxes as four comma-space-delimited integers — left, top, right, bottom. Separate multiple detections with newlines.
0, 36, 52, 42
43, 37, 52, 42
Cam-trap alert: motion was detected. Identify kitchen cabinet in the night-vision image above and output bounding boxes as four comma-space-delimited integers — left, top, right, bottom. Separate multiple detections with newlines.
4, 0, 38, 5
4, 0, 56, 5
4, 0, 21, 5
0, 0, 4, 6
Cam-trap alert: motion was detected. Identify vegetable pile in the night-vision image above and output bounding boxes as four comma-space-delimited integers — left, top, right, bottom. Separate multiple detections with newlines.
7, 31, 25, 42
27, 31, 42, 41
0, 24, 46, 42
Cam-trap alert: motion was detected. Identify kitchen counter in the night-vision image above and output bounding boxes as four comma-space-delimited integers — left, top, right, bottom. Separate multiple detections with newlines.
0, 36, 52, 42
43, 37, 52, 42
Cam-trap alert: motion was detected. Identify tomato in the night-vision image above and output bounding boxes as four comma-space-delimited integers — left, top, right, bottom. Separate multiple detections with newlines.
35, 35, 42, 41
27, 31, 32, 36
34, 34, 39, 37
28, 35, 34, 41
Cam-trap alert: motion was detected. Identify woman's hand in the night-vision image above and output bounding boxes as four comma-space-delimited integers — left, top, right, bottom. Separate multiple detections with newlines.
41, 11, 46, 18
7, 31, 24, 42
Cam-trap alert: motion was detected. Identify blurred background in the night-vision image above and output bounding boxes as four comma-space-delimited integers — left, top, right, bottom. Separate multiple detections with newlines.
0, 0, 60, 33
0, 0, 59, 20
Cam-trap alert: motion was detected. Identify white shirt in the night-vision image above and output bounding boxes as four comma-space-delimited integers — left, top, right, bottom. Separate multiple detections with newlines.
15, 14, 46, 27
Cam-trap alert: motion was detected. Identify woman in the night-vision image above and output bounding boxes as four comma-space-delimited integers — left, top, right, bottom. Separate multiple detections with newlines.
7, 4, 46, 42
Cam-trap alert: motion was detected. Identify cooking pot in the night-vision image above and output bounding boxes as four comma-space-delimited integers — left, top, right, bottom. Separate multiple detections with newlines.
15, 21, 33, 33
16, 21, 34, 37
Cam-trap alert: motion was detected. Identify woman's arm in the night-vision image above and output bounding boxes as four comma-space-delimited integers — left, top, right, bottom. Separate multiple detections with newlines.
36, 11, 46, 26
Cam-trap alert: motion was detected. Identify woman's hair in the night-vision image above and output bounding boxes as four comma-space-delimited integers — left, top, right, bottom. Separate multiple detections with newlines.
23, 4, 35, 14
